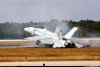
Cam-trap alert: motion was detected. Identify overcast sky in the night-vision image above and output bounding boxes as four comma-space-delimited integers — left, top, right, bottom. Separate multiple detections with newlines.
0, 0, 100, 22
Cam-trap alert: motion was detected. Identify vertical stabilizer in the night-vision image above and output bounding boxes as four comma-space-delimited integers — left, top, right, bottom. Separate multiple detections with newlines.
55, 26, 63, 40
64, 27, 78, 39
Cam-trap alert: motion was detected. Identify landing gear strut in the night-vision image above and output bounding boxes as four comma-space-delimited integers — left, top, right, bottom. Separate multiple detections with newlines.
36, 40, 41, 45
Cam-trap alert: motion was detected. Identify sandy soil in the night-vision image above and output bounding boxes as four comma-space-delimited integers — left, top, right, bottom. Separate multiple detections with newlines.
0, 47, 99, 61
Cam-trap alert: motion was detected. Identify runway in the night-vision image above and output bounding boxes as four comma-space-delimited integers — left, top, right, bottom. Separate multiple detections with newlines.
0, 38, 100, 47
0, 61, 100, 66
0, 39, 34, 47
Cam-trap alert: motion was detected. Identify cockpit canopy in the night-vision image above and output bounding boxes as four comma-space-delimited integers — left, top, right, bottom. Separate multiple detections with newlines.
34, 26, 44, 29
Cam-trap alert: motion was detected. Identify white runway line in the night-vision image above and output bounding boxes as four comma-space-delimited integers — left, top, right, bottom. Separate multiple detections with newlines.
0, 61, 100, 66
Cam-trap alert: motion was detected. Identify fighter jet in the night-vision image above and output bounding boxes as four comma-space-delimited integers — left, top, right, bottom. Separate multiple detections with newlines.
24, 26, 84, 48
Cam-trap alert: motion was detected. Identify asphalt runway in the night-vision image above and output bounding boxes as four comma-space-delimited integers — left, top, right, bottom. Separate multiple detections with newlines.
0, 39, 35, 47
0, 38, 100, 47
0, 61, 100, 66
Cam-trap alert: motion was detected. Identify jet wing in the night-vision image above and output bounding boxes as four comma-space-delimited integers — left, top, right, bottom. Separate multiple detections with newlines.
25, 35, 51, 41
25, 35, 54, 45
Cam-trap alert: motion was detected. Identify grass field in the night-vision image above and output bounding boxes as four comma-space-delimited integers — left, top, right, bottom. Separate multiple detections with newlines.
0, 47, 99, 61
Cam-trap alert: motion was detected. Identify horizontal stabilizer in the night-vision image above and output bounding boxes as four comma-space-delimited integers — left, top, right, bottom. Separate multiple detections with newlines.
75, 42, 84, 48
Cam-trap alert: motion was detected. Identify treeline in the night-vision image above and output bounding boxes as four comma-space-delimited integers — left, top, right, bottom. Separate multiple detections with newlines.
67, 20, 100, 37
0, 19, 100, 39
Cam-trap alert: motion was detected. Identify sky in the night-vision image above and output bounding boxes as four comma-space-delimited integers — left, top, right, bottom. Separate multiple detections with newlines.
0, 0, 100, 22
